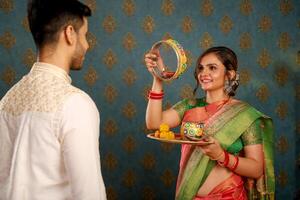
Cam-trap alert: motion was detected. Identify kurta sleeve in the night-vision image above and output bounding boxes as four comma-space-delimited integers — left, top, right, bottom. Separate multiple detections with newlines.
60, 93, 106, 200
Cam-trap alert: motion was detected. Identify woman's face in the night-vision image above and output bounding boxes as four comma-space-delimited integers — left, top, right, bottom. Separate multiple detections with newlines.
197, 53, 227, 93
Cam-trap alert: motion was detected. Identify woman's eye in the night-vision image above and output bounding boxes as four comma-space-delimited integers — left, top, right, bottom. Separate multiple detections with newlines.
209, 66, 217, 70
198, 66, 204, 71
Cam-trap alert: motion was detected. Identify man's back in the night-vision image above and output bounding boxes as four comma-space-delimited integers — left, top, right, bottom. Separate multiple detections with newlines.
0, 62, 106, 200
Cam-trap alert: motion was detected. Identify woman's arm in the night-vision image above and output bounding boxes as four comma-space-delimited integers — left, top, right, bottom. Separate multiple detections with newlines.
199, 118, 265, 179
145, 52, 181, 129
228, 144, 264, 179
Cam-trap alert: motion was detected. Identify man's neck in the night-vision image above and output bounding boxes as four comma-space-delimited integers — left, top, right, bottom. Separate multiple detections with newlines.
37, 47, 70, 74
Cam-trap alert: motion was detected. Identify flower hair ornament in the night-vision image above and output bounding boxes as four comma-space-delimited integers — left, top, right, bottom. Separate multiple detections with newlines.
224, 73, 240, 96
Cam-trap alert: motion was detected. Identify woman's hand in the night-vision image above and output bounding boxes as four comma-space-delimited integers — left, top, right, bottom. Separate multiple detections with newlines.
144, 50, 165, 80
197, 136, 224, 160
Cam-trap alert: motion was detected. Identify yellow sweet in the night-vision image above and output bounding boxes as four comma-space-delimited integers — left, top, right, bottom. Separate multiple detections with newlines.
159, 123, 169, 132
154, 123, 175, 140
159, 131, 167, 139
166, 131, 175, 139
154, 130, 160, 138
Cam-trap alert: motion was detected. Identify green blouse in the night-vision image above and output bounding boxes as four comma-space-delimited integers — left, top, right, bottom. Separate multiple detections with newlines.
172, 98, 262, 154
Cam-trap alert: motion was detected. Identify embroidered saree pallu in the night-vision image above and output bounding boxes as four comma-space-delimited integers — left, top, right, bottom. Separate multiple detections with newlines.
174, 99, 275, 200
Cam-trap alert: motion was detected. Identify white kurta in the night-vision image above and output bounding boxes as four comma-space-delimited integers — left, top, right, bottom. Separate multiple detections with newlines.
0, 62, 106, 200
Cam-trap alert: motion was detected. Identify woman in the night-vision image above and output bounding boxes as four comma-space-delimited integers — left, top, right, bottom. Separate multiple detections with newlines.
144, 46, 275, 199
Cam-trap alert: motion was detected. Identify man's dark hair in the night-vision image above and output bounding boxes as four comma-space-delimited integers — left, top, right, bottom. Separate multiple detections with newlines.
27, 0, 91, 48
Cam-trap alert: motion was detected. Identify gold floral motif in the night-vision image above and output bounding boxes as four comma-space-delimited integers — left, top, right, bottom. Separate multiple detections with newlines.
0, 31, 16, 49
106, 186, 118, 200
276, 135, 289, 153
87, 32, 97, 51
0, 0, 13, 12
84, 66, 98, 86
257, 48, 271, 69
279, 0, 293, 16
160, 169, 176, 187
275, 102, 288, 120
122, 101, 136, 119
297, 51, 300, 66
258, 16, 272, 32
296, 85, 300, 101
160, 143, 175, 152
123, 67, 137, 86
141, 153, 156, 170
200, 0, 213, 17
142, 186, 156, 200
182, 16, 193, 33
104, 85, 118, 103
123, 135, 136, 153
256, 84, 270, 103
1, 66, 15, 85
278, 32, 291, 50
161, 0, 175, 16
142, 16, 155, 34
22, 48, 36, 68
240, 0, 252, 16
122, 169, 136, 187
277, 169, 288, 187
239, 32, 252, 50
22, 17, 30, 32
122, 0, 135, 16
84, 0, 96, 12
142, 85, 151, 101
199, 32, 213, 50
103, 152, 118, 170
298, 20, 300, 28
219, 15, 233, 34
275, 67, 288, 86
103, 49, 117, 69
123, 32, 136, 52
185, 50, 194, 68
102, 15, 117, 34
239, 69, 251, 85
180, 84, 193, 99
104, 118, 118, 136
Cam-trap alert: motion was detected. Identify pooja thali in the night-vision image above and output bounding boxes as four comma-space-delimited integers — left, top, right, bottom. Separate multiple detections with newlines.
146, 133, 214, 145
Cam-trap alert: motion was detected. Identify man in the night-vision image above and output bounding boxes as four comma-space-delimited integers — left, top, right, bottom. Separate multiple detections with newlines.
0, 0, 106, 199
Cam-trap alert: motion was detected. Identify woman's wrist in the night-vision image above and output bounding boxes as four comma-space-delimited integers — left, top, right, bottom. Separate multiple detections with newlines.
151, 78, 163, 92
210, 150, 224, 161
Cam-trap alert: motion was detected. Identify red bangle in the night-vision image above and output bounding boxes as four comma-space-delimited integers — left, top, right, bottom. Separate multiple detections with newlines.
228, 156, 239, 171
148, 95, 163, 100
148, 90, 164, 96
148, 90, 164, 100
217, 150, 229, 167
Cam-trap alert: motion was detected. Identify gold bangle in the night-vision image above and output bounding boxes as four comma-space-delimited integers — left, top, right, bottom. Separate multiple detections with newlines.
210, 150, 224, 161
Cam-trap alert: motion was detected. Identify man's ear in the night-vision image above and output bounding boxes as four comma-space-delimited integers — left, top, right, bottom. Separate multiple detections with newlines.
64, 25, 76, 45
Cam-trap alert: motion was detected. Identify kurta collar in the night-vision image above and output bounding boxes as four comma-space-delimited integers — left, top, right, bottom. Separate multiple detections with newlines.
31, 62, 72, 84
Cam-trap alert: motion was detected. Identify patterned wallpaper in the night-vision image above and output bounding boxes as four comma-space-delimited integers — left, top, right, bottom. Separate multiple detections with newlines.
0, 0, 299, 199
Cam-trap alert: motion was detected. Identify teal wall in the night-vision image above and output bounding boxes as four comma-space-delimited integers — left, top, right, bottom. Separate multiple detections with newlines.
0, 0, 299, 199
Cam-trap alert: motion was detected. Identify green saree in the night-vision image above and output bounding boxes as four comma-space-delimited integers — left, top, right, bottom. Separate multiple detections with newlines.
174, 99, 275, 200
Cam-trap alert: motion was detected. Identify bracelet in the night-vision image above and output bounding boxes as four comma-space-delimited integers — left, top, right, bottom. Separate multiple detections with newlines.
149, 90, 164, 96
210, 150, 224, 161
148, 90, 164, 100
217, 150, 229, 167
228, 156, 239, 171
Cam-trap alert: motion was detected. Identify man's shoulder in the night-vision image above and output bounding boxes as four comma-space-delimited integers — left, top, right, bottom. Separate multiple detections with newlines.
64, 85, 98, 110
